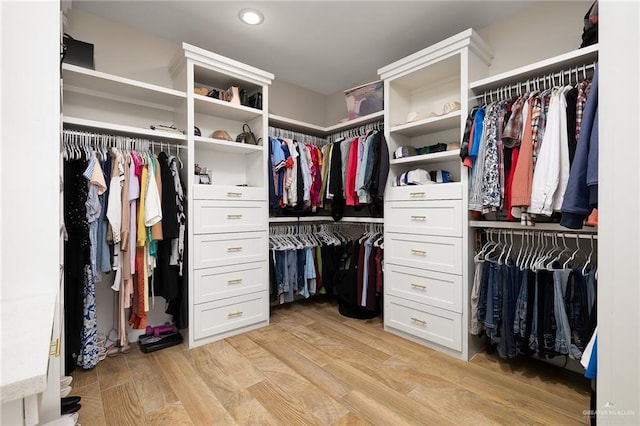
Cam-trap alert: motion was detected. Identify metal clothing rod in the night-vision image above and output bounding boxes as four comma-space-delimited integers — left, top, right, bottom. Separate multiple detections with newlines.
480, 228, 598, 240
471, 61, 597, 103
61, 128, 187, 149
268, 126, 327, 146
327, 120, 384, 143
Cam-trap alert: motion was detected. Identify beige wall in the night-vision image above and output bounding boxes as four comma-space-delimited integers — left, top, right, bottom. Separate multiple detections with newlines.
477, 1, 591, 76
269, 79, 327, 126
65, 8, 179, 87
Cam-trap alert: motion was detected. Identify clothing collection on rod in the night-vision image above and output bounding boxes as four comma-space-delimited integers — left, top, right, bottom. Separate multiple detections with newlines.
461, 63, 599, 229
268, 122, 389, 219
269, 223, 384, 317
470, 229, 597, 362
62, 129, 186, 373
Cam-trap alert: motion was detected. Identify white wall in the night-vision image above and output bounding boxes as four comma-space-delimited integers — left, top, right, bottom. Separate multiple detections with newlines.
477, 1, 592, 75
598, 1, 640, 424
270, 79, 327, 126
65, 7, 179, 87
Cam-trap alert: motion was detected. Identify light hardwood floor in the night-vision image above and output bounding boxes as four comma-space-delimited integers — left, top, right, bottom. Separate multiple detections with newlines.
71, 301, 591, 425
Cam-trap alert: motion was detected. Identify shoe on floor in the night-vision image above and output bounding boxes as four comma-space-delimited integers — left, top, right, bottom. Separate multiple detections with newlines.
60, 385, 71, 398
60, 376, 73, 387
61, 396, 81, 408
61, 403, 81, 415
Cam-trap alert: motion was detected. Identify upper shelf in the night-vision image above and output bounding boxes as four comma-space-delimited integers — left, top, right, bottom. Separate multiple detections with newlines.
470, 44, 599, 93
63, 116, 188, 143
390, 150, 459, 166
268, 111, 384, 138
194, 135, 262, 154
194, 94, 263, 121
390, 111, 460, 137
62, 63, 186, 109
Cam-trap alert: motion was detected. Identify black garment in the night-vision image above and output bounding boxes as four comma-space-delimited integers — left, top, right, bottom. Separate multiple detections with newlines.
268, 140, 279, 210
63, 159, 90, 374
537, 270, 557, 357
565, 87, 579, 165
372, 133, 389, 199
328, 141, 345, 220
320, 244, 338, 297
459, 107, 478, 163
157, 152, 179, 239
521, 269, 537, 356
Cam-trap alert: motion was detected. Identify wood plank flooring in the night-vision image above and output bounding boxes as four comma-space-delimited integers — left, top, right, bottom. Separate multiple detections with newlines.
71, 301, 590, 425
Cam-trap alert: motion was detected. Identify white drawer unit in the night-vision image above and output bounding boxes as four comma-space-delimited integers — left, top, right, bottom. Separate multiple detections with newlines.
384, 183, 462, 201
386, 200, 462, 237
192, 185, 266, 201
385, 233, 462, 275
193, 291, 269, 340
385, 295, 462, 351
194, 200, 267, 234
194, 262, 267, 304
385, 264, 462, 313
193, 232, 268, 269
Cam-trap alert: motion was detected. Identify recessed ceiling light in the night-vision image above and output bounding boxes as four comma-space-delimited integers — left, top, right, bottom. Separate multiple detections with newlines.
238, 9, 264, 25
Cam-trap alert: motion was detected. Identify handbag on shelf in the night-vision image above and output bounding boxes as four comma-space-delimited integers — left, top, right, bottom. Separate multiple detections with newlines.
235, 123, 261, 145
62, 33, 95, 70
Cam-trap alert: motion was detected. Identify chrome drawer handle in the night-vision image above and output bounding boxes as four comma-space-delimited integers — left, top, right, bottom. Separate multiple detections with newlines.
411, 317, 427, 326
227, 311, 243, 318
411, 215, 426, 221
226, 192, 242, 198
411, 283, 426, 290
411, 249, 427, 256
227, 214, 243, 219
227, 247, 243, 253
410, 192, 425, 198
227, 278, 243, 285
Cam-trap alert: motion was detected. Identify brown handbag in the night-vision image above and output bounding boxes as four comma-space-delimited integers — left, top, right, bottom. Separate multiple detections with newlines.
235, 124, 262, 145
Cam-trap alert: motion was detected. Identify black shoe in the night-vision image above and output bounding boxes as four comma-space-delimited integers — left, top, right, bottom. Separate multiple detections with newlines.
61, 396, 81, 408
61, 403, 81, 415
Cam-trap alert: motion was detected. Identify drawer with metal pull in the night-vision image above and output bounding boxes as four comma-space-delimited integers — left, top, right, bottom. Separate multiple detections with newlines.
194, 200, 267, 234
384, 182, 462, 201
385, 264, 462, 313
193, 291, 268, 340
385, 199, 462, 237
194, 262, 267, 304
385, 295, 462, 351
192, 185, 266, 201
193, 232, 267, 269
384, 233, 462, 275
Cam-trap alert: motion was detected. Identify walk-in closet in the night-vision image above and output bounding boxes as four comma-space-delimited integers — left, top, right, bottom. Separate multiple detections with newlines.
2, 1, 639, 425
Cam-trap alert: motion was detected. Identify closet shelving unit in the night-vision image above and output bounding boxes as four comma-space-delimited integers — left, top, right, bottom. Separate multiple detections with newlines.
171, 43, 275, 348
378, 28, 493, 360
62, 63, 188, 142
267, 110, 386, 225
467, 44, 599, 226
61, 60, 189, 347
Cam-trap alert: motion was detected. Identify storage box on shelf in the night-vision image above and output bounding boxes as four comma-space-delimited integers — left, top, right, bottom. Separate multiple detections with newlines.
378, 28, 493, 360
171, 43, 274, 348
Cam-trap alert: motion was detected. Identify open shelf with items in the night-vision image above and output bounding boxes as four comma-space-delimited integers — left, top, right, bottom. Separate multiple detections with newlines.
378, 28, 493, 361
170, 42, 274, 349
63, 116, 188, 144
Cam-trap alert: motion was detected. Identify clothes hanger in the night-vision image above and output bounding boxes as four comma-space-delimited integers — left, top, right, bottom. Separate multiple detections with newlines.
582, 235, 595, 275
563, 233, 581, 269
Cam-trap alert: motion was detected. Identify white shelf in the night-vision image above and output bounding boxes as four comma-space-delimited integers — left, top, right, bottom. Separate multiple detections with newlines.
325, 111, 384, 134
62, 63, 186, 108
194, 94, 263, 122
63, 116, 188, 143
268, 114, 326, 136
194, 135, 262, 154
470, 44, 599, 93
390, 111, 461, 137
469, 220, 598, 233
390, 150, 459, 166
269, 216, 384, 224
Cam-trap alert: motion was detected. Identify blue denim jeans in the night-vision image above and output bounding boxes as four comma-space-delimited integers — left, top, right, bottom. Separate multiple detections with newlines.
498, 264, 519, 359
477, 260, 490, 332
514, 269, 529, 338
484, 262, 502, 339
553, 269, 572, 355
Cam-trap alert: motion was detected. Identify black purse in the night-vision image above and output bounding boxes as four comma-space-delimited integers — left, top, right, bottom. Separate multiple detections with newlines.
62, 33, 95, 70
235, 124, 262, 145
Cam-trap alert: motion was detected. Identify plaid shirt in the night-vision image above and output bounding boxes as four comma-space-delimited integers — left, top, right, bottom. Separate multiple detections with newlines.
530, 94, 543, 168
575, 78, 592, 140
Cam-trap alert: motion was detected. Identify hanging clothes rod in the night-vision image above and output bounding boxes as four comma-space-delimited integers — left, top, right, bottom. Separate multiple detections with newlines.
481, 228, 598, 241
327, 120, 384, 143
62, 128, 187, 149
471, 61, 597, 103
268, 126, 327, 146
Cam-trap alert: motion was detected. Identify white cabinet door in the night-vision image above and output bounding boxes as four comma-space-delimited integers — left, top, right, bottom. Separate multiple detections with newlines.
193, 291, 269, 340
385, 264, 462, 313
193, 232, 267, 269
194, 200, 267, 234
194, 262, 267, 304
384, 183, 462, 201
386, 199, 462, 237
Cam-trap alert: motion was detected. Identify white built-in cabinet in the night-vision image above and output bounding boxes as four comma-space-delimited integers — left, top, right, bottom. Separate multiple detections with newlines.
61, 43, 274, 351
170, 44, 274, 348
378, 29, 493, 360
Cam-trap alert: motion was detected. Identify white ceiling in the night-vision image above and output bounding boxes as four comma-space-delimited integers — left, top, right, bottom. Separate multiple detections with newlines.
72, 1, 539, 95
